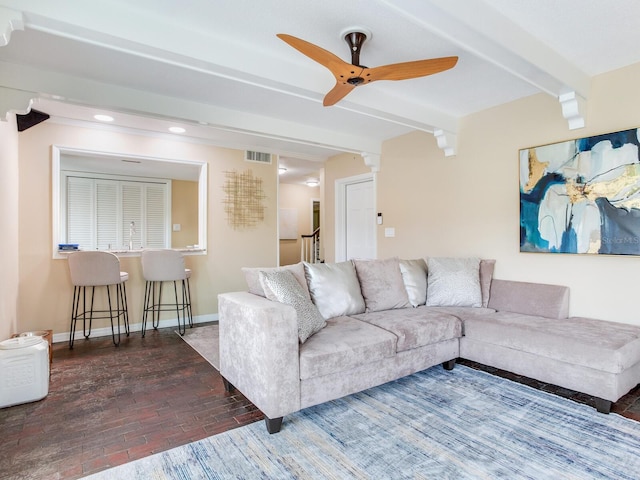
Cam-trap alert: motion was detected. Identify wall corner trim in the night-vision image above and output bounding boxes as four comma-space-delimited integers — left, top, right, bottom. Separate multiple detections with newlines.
434, 129, 457, 157
559, 91, 586, 130
0, 7, 24, 47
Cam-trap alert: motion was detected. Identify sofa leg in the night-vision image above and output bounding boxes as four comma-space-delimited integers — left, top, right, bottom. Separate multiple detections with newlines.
222, 377, 235, 393
595, 398, 612, 414
442, 359, 456, 371
265, 416, 283, 434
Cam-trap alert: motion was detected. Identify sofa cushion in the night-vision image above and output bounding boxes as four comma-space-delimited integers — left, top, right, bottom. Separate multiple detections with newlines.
399, 258, 428, 307
352, 308, 462, 352
479, 259, 496, 308
243, 262, 310, 299
259, 270, 326, 343
354, 257, 410, 312
426, 257, 482, 307
463, 312, 640, 374
304, 261, 365, 319
299, 316, 397, 380
488, 279, 569, 319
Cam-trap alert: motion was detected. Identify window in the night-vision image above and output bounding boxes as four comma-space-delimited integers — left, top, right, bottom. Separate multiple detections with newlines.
63, 173, 171, 250
52, 145, 208, 259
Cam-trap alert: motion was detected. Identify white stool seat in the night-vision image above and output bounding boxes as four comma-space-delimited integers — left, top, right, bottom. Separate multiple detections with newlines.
67, 251, 130, 348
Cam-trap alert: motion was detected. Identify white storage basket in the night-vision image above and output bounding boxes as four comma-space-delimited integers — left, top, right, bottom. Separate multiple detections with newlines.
0, 336, 49, 408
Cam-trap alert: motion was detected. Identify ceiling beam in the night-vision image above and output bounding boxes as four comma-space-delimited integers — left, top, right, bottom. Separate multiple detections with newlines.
0, 61, 382, 156
6, 1, 460, 138
378, 0, 591, 99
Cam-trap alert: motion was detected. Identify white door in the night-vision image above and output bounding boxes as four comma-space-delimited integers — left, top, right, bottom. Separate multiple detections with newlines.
340, 177, 375, 260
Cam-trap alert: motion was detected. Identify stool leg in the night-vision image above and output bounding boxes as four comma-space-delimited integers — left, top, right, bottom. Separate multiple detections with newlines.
119, 282, 130, 336
174, 280, 186, 336
106, 284, 121, 347
86, 286, 95, 339
69, 286, 80, 349
184, 278, 193, 328
153, 281, 162, 330
142, 280, 151, 337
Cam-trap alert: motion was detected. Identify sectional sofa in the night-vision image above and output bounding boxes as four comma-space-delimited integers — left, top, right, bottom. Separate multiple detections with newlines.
218, 257, 640, 433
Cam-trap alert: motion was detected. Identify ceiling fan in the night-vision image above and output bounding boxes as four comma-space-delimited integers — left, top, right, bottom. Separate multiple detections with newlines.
277, 28, 458, 106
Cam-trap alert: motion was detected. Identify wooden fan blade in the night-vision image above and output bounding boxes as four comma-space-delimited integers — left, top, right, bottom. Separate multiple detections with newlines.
277, 34, 352, 78
365, 56, 458, 82
323, 82, 356, 106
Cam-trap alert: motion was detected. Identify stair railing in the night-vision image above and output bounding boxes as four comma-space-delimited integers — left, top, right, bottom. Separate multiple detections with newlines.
301, 228, 321, 263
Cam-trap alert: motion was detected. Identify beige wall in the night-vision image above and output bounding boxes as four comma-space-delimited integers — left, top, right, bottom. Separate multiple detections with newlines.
171, 180, 199, 248
16, 122, 277, 338
0, 115, 19, 340
278, 183, 320, 266
366, 62, 640, 325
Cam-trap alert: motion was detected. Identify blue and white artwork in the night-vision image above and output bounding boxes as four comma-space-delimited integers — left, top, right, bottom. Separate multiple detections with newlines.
520, 128, 640, 255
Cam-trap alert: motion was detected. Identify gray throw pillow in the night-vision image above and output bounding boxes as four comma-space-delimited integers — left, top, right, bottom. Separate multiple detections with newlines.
426, 257, 482, 307
304, 261, 365, 319
399, 258, 428, 307
259, 270, 326, 343
354, 257, 410, 312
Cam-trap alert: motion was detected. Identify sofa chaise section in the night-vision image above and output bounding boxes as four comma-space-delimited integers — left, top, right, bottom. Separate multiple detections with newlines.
460, 279, 640, 412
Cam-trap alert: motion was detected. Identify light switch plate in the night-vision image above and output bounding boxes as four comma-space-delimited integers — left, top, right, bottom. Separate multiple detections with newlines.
384, 227, 395, 237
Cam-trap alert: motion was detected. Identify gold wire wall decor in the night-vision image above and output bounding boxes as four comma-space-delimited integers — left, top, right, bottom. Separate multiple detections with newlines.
222, 169, 266, 229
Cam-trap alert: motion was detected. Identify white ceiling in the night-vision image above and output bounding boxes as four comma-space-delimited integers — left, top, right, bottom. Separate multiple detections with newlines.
2, 0, 640, 184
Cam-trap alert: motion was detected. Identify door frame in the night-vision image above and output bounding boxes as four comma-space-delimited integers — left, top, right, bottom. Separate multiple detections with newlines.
335, 172, 376, 262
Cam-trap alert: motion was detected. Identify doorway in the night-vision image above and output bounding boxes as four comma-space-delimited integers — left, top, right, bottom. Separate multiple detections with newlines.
335, 173, 376, 261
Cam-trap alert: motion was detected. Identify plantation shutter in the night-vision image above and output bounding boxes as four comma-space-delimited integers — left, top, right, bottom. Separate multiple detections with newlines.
96, 181, 118, 250
145, 184, 167, 248
64, 173, 170, 250
122, 183, 143, 250
67, 176, 94, 250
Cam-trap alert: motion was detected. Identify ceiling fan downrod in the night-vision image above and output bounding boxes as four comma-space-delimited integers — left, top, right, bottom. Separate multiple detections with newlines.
344, 31, 367, 67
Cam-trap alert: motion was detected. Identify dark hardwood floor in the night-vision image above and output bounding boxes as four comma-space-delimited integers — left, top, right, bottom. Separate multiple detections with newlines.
0, 324, 261, 480
1, 324, 639, 479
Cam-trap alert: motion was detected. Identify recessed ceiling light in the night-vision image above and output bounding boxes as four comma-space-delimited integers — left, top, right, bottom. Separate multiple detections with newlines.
94, 114, 114, 122
278, 167, 287, 174
169, 126, 186, 134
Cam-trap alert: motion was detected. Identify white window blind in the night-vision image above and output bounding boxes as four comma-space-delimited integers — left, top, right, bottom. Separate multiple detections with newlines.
64, 174, 170, 251
67, 177, 94, 249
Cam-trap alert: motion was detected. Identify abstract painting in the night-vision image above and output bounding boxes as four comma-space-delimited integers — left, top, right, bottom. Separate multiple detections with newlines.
520, 128, 640, 255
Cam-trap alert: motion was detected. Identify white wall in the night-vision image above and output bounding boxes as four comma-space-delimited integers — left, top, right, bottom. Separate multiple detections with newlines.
0, 114, 19, 340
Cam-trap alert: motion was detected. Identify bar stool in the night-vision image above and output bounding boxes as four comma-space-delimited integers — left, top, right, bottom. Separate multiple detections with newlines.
141, 249, 193, 336
68, 251, 130, 348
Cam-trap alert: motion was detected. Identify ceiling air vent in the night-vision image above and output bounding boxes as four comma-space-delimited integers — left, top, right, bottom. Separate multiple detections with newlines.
245, 150, 272, 164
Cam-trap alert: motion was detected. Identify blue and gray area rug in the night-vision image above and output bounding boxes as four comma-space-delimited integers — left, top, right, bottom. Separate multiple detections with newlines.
84, 365, 640, 479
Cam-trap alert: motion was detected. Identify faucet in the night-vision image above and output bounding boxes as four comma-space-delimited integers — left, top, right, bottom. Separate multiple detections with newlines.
129, 221, 136, 250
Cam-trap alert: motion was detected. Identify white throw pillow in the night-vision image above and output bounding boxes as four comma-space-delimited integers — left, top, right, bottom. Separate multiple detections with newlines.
399, 258, 428, 307
426, 257, 482, 307
304, 261, 365, 319
259, 270, 326, 343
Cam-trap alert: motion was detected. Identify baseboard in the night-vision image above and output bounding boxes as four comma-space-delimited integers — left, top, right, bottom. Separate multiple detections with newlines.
52, 313, 219, 344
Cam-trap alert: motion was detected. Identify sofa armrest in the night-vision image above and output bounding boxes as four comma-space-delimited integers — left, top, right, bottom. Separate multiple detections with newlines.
218, 292, 301, 419
487, 279, 569, 319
